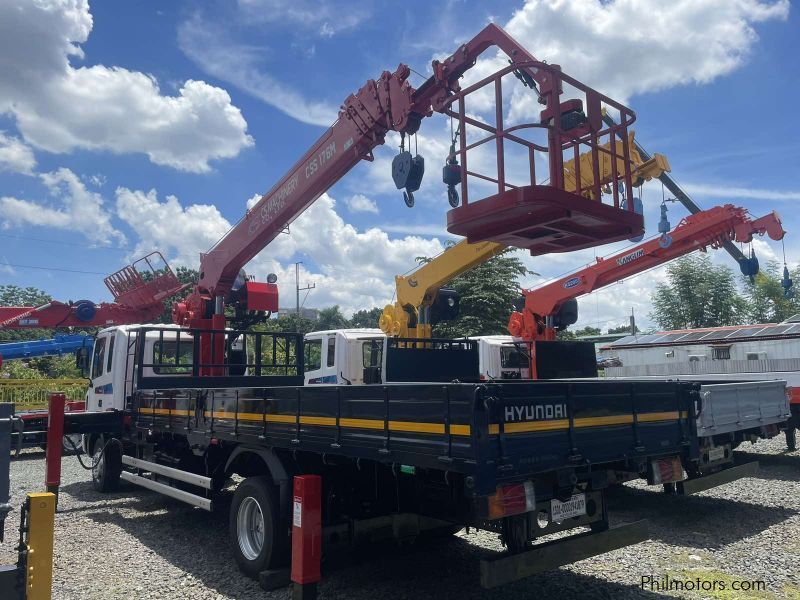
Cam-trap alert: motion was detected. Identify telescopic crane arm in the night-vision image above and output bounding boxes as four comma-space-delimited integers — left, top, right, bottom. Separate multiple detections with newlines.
508, 205, 786, 343
176, 23, 637, 327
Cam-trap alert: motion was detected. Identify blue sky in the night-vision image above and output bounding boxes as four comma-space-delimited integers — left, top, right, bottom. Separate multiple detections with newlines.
0, 0, 797, 331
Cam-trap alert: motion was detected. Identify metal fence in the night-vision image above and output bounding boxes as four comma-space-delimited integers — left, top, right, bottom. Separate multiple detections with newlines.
0, 378, 87, 411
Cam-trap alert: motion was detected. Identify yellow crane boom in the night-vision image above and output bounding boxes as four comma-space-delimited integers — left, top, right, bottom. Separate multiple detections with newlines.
379, 132, 669, 338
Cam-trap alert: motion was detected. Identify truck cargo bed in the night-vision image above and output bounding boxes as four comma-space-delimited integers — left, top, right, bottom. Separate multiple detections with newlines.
695, 380, 789, 437
132, 379, 698, 495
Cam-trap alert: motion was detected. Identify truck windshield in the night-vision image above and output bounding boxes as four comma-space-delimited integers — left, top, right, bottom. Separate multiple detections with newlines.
152, 341, 194, 374
362, 340, 382, 368
500, 345, 527, 369
304, 339, 321, 371
91, 337, 106, 379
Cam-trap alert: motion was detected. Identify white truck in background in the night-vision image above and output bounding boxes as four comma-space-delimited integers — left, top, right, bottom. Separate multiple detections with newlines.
301, 330, 530, 385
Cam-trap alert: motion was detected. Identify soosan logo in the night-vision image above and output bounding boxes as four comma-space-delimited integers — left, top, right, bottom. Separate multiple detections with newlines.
563, 277, 581, 289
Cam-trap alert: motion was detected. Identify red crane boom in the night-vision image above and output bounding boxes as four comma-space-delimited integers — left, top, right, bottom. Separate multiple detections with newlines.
176, 22, 644, 329
508, 204, 785, 345
0, 252, 186, 329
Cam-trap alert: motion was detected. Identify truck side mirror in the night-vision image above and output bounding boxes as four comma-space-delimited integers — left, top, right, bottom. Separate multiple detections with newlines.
75, 347, 91, 378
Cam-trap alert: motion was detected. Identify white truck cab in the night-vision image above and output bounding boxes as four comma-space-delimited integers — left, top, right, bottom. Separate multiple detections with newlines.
301, 330, 529, 385
471, 335, 531, 380
84, 324, 194, 412
303, 329, 384, 385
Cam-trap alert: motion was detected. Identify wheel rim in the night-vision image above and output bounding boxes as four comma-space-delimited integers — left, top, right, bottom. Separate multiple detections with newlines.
63, 434, 82, 452
92, 445, 104, 481
237, 496, 265, 561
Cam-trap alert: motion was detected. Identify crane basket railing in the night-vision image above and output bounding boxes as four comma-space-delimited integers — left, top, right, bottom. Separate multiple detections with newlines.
441, 60, 637, 208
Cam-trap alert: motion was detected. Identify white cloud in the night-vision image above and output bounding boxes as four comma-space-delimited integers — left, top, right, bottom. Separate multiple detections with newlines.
379, 223, 453, 237
0, 131, 36, 174
115, 189, 445, 314
0, 0, 253, 172
501, 0, 789, 105
84, 173, 107, 188
178, 15, 338, 127
344, 194, 378, 214
682, 182, 800, 202
115, 188, 232, 266
750, 238, 780, 265
574, 267, 669, 332
0, 259, 16, 276
0, 167, 125, 246
236, 0, 372, 36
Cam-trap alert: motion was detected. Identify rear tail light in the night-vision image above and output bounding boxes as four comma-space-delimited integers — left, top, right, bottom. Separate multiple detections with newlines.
487, 481, 536, 519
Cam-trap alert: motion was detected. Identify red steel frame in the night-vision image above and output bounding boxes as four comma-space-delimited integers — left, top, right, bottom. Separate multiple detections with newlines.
442, 61, 642, 254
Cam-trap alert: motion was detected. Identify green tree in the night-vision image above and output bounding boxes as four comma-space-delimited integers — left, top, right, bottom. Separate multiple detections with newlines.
313, 306, 349, 331
260, 313, 316, 335
608, 323, 639, 335
573, 326, 601, 337
0, 285, 51, 307
1, 360, 45, 380
650, 255, 747, 330
349, 307, 383, 329
156, 266, 199, 324
431, 250, 529, 338
740, 261, 800, 324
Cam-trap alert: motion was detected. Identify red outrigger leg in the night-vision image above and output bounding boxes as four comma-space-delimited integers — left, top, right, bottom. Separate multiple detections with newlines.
45, 392, 65, 506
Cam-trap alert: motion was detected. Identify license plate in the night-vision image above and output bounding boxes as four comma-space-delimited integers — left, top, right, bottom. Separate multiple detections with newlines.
550, 493, 586, 522
707, 446, 726, 462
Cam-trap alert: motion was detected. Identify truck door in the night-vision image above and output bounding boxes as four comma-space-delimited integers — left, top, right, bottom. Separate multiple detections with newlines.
304, 333, 340, 384
303, 336, 323, 384
500, 343, 530, 379
87, 333, 114, 411
363, 339, 383, 384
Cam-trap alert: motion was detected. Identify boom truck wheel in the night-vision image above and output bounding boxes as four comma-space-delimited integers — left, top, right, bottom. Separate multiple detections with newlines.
229, 476, 288, 578
91, 436, 122, 493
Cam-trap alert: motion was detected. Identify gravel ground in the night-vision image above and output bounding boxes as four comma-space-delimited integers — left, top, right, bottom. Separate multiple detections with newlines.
1, 437, 798, 600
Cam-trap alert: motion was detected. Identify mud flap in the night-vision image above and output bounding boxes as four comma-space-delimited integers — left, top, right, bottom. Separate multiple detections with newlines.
675, 461, 759, 496
479, 520, 649, 588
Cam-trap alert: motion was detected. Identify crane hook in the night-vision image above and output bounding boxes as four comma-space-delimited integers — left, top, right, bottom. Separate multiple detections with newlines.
392, 133, 425, 209
443, 130, 461, 208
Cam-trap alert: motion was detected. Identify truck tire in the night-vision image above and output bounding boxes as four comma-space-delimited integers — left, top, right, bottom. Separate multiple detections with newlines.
787, 426, 797, 452
91, 437, 121, 493
230, 476, 287, 578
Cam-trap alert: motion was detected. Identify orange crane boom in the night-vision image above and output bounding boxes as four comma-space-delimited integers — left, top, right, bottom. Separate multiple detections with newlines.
508, 205, 785, 349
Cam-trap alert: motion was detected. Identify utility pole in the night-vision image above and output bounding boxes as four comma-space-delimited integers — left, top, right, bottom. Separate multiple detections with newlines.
295, 262, 315, 317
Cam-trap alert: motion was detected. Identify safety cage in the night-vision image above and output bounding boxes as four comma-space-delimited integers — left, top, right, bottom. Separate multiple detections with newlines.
129, 326, 304, 390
